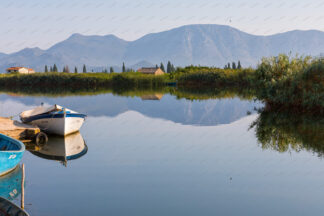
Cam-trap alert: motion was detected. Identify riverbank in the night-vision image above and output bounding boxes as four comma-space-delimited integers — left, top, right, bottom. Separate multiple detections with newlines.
1, 54, 323, 113
0, 72, 167, 89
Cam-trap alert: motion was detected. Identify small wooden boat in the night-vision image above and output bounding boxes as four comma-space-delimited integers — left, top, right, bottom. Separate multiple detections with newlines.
20, 104, 86, 136
0, 197, 29, 216
0, 134, 25, 176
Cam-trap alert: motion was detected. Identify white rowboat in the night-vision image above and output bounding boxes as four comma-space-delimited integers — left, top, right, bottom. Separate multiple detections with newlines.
20, 104, 86, 136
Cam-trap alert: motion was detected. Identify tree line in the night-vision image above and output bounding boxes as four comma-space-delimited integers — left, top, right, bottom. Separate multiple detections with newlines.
44, 60, 177, 73
224, 61, 242, 69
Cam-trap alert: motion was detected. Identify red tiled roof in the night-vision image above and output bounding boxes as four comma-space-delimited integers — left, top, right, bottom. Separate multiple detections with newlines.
6, 67, 34, 71
6, 67, 23, 70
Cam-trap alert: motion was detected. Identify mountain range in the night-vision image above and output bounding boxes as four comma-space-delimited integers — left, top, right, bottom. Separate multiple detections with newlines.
0, 24, 324, 72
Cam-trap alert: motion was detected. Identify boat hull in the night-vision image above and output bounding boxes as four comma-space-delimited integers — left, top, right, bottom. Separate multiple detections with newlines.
23, 113, 86, 136
0, 135, 25, 176
0, 197, 29, 216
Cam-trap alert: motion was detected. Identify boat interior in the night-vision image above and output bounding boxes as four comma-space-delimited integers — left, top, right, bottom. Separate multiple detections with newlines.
0, 139, 20, 151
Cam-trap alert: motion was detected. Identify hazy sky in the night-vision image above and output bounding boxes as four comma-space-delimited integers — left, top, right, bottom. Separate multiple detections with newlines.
0, 0, 323, 53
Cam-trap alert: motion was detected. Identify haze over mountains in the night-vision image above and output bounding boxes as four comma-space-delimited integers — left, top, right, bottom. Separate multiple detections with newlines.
1, 24, 324, 72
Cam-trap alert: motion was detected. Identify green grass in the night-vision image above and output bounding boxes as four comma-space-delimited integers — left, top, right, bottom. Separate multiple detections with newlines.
175, 66, 256, 87
254, 54, 324, 113
0, 72, 169, 90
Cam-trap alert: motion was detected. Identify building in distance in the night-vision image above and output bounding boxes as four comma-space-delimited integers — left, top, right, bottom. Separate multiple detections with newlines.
137, 67, 164, 75
6, 67, 35, 74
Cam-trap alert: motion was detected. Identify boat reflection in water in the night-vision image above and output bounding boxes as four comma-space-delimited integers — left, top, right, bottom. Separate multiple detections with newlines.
29, 132, 88, 166
0, 165, 23, 201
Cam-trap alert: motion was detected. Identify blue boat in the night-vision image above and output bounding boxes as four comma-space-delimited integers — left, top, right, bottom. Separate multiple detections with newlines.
0, 134, 25, 176
0, 197, 29, 216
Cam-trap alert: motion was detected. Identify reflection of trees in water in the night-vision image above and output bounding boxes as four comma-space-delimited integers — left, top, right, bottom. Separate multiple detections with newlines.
251, 109, 324, 156
0, 86, 256, 101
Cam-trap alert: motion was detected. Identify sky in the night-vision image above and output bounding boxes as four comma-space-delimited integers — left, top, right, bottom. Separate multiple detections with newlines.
0, 0, 324, 53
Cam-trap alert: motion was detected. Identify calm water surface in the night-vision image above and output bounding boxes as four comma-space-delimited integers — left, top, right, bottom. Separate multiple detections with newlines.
1, 93, 324, 216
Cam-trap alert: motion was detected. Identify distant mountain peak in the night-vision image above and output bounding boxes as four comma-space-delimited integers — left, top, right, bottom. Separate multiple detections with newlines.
69, 33, 83, 38
66, 33, 125, 41
1, 24, 324, 73
13, 47, 44, 55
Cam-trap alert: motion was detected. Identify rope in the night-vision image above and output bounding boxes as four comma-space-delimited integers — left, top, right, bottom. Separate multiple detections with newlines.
8, 113, 20, 120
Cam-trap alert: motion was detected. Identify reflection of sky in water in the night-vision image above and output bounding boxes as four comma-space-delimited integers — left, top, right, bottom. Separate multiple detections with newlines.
1, 94, 324, 215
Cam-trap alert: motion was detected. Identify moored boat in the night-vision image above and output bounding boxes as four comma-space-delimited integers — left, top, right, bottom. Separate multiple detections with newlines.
0, 197, 29, 216
20, 104, 86, 136
0, 134, 25, 176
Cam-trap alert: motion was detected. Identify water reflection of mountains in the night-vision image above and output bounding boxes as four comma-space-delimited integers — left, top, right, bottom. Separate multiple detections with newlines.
29, 132, 87, 166
0, 93, 260, 126
251, 110, 324, 156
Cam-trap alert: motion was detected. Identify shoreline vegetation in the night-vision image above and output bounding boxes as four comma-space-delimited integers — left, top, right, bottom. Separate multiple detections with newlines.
1, 54, 324, 113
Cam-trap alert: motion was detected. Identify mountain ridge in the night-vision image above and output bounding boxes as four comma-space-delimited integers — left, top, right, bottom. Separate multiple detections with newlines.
1, 24, 324, 72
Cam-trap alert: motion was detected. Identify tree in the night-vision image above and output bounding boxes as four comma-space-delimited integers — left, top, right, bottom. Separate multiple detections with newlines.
227, 63, 231, 69
83, 64, 87, 73
53, 64, 58, 72
237, 60, 242, 69
63, 66, 66, 73
104, 68, 108, 73
65, 65, 70, 73
110, 67, 114, 73
74, 67, 78, 73
171, 64, 175, 73
45, 65, 48, 72
160, 62, 165, 72
122, 62, 126, 72
167, 61, 172, 73
232, 62, 236, 69
155, 64, 158, 69
126, 68, 134, 72
50, 66, 53, 72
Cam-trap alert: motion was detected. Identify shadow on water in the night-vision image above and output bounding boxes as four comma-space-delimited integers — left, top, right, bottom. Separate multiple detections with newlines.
250, 108, 324, 156
26, 132, 88, 166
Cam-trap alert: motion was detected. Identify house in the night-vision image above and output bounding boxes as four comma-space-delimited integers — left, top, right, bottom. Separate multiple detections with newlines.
137, 67, 164, 75
6, 67, 35, 74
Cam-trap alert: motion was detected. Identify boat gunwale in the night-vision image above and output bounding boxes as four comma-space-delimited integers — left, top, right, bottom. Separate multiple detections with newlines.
0, 197, 30, 216
0, 133, 25, 153
21, 113, 87, 123
0, 165, 19, 177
